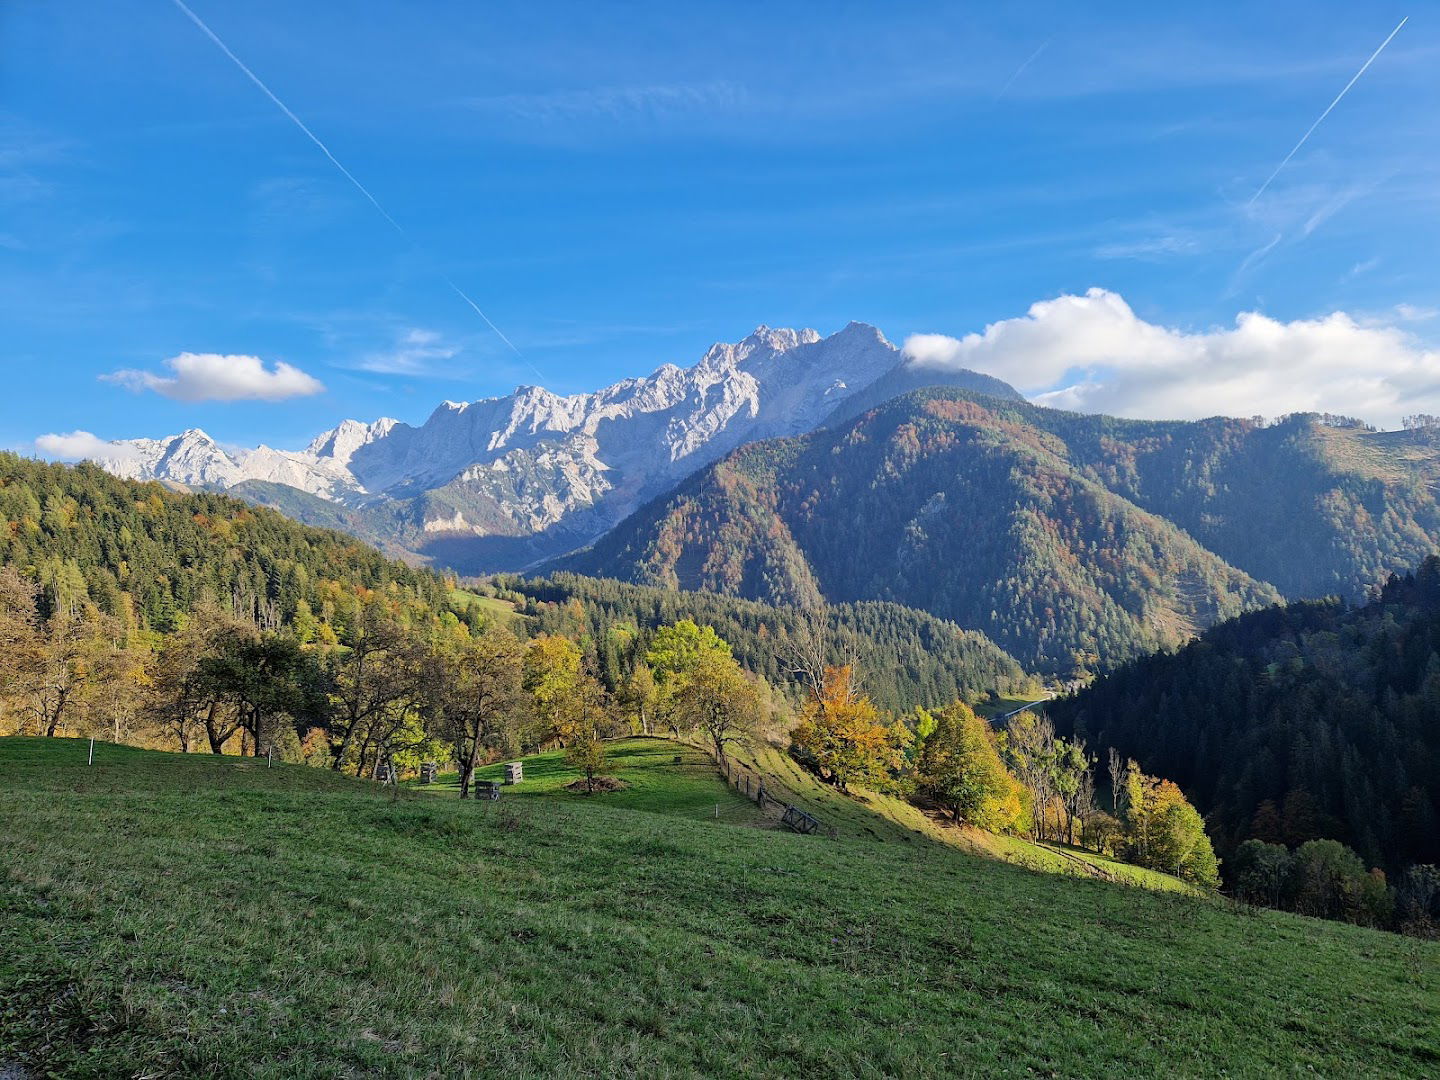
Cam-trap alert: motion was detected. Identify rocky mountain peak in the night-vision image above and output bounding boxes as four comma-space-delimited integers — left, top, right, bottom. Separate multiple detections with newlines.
77, 320, 1020, 571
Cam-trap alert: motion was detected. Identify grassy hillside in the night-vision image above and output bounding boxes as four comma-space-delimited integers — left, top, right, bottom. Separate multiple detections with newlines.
419, 734, 1190, 893
5, 737, 1437, 1076
713, 736, 1198, 894
423, 738, 770, 828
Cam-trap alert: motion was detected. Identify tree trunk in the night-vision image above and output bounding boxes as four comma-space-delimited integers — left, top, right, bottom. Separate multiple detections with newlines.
461, 725, 484, 800
330, 718, 358, 773
205, 702, 226, 754
44, 688, 68, 737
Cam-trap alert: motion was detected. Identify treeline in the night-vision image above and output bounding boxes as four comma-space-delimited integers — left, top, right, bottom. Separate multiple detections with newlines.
1230, 839, 1439, 934
1050, 556, 1440, 933
0, 548, 777, 796
489, 573, 1037, 713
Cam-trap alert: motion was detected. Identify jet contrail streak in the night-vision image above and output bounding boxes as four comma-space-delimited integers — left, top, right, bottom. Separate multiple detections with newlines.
996, 39, 1051, 100
170, 0, 533, 369
1249, 16, 1408, 205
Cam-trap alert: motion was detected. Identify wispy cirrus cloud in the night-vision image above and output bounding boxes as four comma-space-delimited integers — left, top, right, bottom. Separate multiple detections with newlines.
1095, 230, 1207, 261
461, 81, 748, 125
103, 353, 324, 402
356, 328, 459, 377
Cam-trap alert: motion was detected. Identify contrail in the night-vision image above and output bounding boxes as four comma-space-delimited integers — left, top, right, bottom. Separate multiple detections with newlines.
1249, 16, 1408, 205
996, 38, 1051, 100
169, 0, 535, 372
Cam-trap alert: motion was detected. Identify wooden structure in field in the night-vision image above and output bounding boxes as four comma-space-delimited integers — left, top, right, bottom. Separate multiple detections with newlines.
474, 780, 502, 800
781, 805, 821, 835
504, 762, 523, 785
420, 762, 438, 784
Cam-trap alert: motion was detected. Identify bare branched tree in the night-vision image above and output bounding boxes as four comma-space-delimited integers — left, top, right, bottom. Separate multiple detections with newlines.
775, 614, 858, 700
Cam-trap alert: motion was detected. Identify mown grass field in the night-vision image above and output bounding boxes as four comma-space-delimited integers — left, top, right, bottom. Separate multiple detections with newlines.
3, 736, 1438, 1077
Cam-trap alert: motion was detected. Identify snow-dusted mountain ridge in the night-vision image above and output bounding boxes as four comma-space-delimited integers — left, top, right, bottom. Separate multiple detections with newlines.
86, 322, 1019, 571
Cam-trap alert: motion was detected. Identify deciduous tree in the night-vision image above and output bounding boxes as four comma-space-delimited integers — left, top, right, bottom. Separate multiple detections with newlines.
670, 648, 762, 764
916, 701, 1024, 831
428, 626, 526, 799
791, 665, 904, 792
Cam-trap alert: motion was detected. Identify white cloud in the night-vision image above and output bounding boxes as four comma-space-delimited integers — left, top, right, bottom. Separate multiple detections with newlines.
357, 329, 458, 377
103, 353, 324, 402
903, 288, 1440, 429
34, 431, 138, 462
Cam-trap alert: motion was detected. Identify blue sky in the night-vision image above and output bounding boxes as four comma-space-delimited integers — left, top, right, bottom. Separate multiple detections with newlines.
5, 0, 1438, 451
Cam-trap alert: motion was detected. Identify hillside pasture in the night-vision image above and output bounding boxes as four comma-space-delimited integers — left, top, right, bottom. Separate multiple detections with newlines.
2, 737, 1437, 1077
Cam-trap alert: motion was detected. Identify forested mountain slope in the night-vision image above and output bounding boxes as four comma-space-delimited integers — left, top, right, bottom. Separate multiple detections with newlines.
0, 455, 1027, 708
558, 390, 1440, 671
0, 454, 449, 631
979, 402, 1440, 600
557, 391, 1282, 671
490, 573, 1034, 712
1049, 556, 1440, 876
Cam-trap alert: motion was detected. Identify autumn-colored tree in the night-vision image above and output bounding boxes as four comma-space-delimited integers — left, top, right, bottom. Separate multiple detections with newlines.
0, 568, 45, 734
428, 625, 527, 799
1001, 712, 1059, 839
27, 606, 120, 739
791, 665, 905, 792
915, 701, 1025, 831
670, 648, 763, 764
523, 633, 583, 747
1123, 769, 1220, 888
619, 662, 658, 736
565, 672, 615, 794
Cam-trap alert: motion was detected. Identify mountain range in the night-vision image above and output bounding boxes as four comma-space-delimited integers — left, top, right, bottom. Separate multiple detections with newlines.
556, 389, 1440, 672
75, 322, 1440, 673
88, 323, 1017, 571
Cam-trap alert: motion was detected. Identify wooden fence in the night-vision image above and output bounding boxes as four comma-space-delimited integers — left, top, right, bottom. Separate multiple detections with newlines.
716, 752, 836, 838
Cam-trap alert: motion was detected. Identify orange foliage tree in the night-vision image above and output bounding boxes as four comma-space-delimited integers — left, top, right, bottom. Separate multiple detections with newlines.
791, 665, 907, 791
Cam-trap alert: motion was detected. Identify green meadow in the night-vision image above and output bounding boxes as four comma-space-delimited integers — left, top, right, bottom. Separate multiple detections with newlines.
3, 736, 1438, 1077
